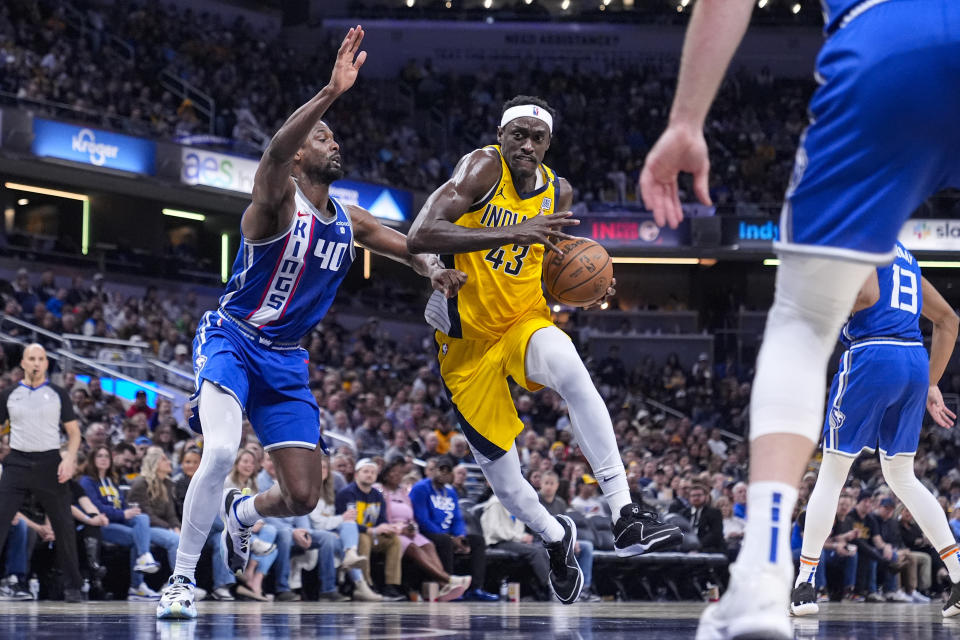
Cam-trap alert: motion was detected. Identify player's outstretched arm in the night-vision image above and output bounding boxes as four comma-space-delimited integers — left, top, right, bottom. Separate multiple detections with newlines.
639, 0, 754, 229
348, 205, 467, 299
407, 149, 579, 256
921, 277, 959, 427
245, 26, 366, 236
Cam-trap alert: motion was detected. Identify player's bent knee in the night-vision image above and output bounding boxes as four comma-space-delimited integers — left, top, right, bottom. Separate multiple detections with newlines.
281, 484, 321, 515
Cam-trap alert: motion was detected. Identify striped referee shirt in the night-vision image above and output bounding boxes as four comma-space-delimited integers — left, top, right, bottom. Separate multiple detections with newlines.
0, 381, 76, 453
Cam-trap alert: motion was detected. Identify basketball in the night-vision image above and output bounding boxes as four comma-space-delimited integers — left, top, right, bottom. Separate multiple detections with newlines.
543, 237, 613, 307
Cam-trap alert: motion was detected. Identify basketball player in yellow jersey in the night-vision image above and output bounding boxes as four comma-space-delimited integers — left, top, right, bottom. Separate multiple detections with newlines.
408, 95, 681, 604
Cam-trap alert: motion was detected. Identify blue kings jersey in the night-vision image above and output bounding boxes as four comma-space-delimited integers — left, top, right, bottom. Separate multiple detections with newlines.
841, 242, 922, 347
218, 183, 355, 343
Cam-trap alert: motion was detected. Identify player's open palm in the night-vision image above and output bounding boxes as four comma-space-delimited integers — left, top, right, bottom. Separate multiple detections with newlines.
328, 26, 367, 96
639, 124, 711, 229
927, 385, 956, 428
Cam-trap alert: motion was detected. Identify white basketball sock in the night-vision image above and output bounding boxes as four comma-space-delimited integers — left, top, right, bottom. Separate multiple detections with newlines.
236, 493, 265, 527
525, 326, 632, 523
740, 482, 798, 576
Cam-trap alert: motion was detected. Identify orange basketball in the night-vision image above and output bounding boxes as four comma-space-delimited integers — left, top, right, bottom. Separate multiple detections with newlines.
543, 237, 613, 307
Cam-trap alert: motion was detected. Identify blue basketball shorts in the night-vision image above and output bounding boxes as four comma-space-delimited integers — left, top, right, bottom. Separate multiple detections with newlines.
822, 340, 928, 458
189, 309, 324, 452
778, 0, 960, 263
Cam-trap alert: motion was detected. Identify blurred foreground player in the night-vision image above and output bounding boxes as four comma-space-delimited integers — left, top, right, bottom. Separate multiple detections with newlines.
792, 244, 959, 615
157, 26, 465, 619
407, 95, 681, 605
640, 1, 960, 638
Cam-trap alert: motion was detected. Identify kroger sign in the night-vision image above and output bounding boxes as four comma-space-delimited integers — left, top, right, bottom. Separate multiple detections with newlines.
31, 118, 156, 174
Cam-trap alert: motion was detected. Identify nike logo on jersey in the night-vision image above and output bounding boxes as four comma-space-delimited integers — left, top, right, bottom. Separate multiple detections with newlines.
297, 211, 309, 217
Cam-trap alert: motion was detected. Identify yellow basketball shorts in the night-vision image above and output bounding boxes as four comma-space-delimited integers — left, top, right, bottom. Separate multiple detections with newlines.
436, 309, 557, 461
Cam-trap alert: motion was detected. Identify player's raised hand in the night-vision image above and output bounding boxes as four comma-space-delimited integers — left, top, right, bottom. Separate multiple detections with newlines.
327, 25, 367, 96
431, 268, 467, 299
639, 123, 711, 229
927, 385, 956, 428
516, 211, 580, 255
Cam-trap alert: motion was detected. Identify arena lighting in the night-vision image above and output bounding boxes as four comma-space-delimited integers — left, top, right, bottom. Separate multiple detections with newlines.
764, 259, 780, 266
405, 0, 415, 6
758, 0, 768, 7
17, 198, 28, 206
525, 0, 533, 4
561, 0, 570, 10
162, 208, 206, 221
792, 3, 801, 13
221, 233, 229, 284
483, 0, 492, 8
4, 182, 90, 255
445, 0, 452, 6
552, 305, 561, 312
680, 0, 690, 6
611, 257, 701, 265
600, 301, 610, 310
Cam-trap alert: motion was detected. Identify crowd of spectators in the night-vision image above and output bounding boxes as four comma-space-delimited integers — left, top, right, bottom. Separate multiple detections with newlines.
0, 0, 817, 212
3, 268, 960, 606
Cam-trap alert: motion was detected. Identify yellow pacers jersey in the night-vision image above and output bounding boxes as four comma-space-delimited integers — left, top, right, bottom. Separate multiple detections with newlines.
425, 145, 558, 341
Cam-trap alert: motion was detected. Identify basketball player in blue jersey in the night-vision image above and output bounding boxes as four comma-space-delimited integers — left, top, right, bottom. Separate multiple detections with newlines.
156, 27, 466, 619
791, 242, 959, 616
639, 0, 960, 638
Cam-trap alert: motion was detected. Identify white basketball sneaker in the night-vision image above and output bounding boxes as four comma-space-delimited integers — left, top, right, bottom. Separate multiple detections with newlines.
696, 561, 793, 640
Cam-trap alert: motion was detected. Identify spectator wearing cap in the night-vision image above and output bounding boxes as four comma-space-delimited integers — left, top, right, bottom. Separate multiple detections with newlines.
570, 474, 607, 517
409, 455, 498, 601
874, 497, 923, 603
846, 491, 885, 601
126, 390, 155, 420
335, 458, 405, 601
171, 344, 192, 373
133, 435, 152, 463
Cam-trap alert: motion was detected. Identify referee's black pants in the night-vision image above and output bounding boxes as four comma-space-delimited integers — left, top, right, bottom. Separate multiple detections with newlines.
0, 449, 82, 590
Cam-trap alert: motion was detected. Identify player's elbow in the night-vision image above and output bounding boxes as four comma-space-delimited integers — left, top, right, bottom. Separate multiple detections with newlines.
941, 310, 960, 338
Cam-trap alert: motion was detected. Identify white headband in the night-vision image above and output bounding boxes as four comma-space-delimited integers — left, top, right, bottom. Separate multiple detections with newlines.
500, 105, 553, 133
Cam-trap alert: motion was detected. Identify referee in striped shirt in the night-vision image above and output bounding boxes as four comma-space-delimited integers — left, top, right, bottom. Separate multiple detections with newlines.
0, 343, 83, 601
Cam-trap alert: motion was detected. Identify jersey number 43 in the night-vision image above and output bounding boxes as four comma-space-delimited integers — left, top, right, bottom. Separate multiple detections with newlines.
485, 244, 529, 276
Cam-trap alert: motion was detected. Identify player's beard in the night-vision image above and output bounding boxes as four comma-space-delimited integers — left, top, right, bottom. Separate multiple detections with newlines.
305, 158, 344, 185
